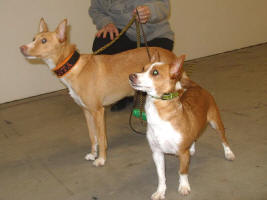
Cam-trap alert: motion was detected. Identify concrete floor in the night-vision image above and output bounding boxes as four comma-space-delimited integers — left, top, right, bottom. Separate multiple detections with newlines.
1, 44, 267, 200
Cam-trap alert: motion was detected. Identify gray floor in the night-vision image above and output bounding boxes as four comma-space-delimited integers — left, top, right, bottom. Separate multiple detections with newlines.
1, 44, 267, 200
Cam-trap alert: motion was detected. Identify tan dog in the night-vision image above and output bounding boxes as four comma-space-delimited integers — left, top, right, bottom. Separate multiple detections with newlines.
19, 18, 177, 166
129, 54, 235, 199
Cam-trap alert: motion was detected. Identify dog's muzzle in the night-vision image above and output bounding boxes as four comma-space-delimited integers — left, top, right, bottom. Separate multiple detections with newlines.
20, 45, 29, 57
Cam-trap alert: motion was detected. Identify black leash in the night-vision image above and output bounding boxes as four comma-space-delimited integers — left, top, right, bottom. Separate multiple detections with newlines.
128, 9, 151, 136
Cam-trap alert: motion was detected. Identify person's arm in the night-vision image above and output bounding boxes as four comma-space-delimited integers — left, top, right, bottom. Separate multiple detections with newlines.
144, 0, 170, 24
89, 0, 113, 30
89, 0, 119, 40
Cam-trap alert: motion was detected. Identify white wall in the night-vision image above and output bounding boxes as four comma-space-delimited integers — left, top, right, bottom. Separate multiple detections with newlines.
1, 0, 267, 104
170, 0, 267, 58
0, 0, 95, 104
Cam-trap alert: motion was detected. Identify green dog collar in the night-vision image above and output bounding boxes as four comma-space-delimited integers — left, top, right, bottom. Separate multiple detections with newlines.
152, 91, 179, 100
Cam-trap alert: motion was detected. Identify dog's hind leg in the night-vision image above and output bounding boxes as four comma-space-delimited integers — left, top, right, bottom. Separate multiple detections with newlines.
189, 142, 196, 156
208, 105, 235, 161
83, 109, 98, 161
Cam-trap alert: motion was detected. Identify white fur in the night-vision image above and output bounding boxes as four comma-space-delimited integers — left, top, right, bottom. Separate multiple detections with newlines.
85, 139, 98, 161
175, 81, 182, 90
131, 62, 164, 97
209, 120, 217, 130
44, 58, 56, 70
146, 95, 183, 198
85, 153, 96, 161
151, 151, 166, 200
137, 64, 183, 199
222, 143, 235, 160
60, 78, 86, 107
146, 96, 182, 154
93, 157, 105, 167
178, 174, 191, 195
189, 142, 196, 156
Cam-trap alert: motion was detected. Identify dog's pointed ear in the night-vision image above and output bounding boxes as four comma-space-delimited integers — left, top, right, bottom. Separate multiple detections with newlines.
56, 19, 67, 43
170, 54, 186, 79
150, 50, 161, 63
39, 18, 48, 33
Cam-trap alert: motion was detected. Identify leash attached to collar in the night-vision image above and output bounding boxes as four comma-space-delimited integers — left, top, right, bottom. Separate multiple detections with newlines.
53, 51, 80, 77
131, 91, 180, 127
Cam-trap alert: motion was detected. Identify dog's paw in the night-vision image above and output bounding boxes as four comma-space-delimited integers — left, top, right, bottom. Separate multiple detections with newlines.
93, 157, 106, 167
178, 175, 191, 196
151, 191, 165, 200
225, 150, 235, 161
178, 184, 191, 195
223, 144, 235, 161
84, 153, 96, 161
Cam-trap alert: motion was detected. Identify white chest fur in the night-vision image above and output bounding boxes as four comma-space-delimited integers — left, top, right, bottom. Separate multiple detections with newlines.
60, 78, 86, 107
145, 96, 182, 154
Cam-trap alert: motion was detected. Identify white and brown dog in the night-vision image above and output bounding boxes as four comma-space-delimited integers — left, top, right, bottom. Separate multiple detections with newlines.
19, 18, 177, 167
129, 53, 235, 199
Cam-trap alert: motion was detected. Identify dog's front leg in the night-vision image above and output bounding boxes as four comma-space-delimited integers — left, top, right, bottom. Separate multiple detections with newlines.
91, 107, 107, 167
151, 151, 166, 200
178, 150, 191, 195
83, 109, 98, 161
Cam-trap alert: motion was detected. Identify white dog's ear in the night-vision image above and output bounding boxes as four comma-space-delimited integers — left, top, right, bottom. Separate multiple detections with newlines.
150, 50, 161, 63
39, 18, 48, 32
56, 19, 67, 43
170, 54, 186, 78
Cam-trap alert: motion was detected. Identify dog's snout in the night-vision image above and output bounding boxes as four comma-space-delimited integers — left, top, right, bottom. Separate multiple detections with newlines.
19, 45, 28, 56
129, 73, 137, 83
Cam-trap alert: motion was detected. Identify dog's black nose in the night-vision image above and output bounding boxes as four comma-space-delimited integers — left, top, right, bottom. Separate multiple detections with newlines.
129, 73, 137, 83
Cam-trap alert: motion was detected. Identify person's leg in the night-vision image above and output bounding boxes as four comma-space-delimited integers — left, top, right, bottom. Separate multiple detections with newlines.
92, 30, 136, 54
145, 38, 174, 51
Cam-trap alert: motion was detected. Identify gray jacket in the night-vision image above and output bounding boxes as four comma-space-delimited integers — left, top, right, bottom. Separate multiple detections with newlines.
89, 0, 174, 42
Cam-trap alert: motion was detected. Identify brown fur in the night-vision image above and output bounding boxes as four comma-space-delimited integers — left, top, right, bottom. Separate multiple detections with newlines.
152, 57, 233, 175
20, 18, 177, 166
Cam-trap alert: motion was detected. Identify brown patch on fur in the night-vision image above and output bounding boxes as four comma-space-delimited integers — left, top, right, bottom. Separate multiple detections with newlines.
152, 61, 231, 173
19, 18, 179, 165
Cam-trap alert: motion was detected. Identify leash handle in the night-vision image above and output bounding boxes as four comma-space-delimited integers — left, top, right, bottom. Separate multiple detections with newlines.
135, 9, 151, 61
92, 15, 136, 55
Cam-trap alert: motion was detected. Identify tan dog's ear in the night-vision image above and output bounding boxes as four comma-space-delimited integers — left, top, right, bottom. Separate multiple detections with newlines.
56, 19, 67, 43
39, 18, 48, 32
170, 54, 186, 79
150, 50, 161, 62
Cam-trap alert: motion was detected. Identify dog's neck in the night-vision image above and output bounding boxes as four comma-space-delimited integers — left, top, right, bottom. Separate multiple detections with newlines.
44, 44, 76, 71
148, 81, 184, 101
53, 50, 80, 77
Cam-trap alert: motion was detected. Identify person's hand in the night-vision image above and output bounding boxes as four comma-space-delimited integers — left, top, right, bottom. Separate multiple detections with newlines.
96, 23, 119, 40
133, 5, 151, 24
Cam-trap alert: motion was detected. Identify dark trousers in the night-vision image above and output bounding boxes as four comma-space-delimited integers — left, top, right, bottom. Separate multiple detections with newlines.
92, 31, 174, 55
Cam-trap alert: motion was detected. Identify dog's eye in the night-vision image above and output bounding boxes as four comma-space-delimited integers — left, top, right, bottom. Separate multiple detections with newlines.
152, 70, 159, 76
42, 38, 47, 44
